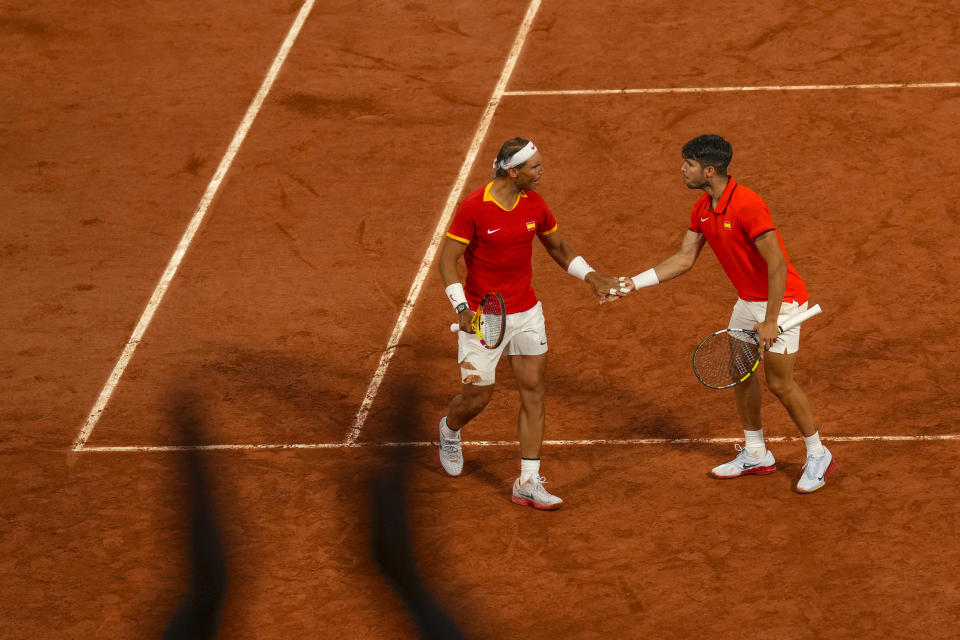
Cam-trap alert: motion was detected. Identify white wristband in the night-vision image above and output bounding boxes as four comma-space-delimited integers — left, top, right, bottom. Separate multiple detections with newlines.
566, 255, 595, 281
631, 268, 660, 290
445, 282, 468, 311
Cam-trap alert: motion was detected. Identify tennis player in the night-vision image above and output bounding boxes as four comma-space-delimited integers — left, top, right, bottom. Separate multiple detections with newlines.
620, 135, 835, 493
438, 137, 620, 510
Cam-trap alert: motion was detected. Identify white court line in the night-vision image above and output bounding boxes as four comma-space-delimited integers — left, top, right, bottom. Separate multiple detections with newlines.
504, 81, 960, 96
79, 433, 960, 453
71, 0, 316, 451
343, 0, 543, 445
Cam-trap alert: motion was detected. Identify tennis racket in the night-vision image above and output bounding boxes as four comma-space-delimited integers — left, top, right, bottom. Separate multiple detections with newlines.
449, 292, 506, 349
692, 304, 822, 389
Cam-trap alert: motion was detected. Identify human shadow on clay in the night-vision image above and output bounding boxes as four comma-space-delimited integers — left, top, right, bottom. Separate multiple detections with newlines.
369, 383, 468, 640
162, 391, 228, 639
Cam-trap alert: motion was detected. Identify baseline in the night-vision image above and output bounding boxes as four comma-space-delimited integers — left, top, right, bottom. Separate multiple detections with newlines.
78, 433, 960, 453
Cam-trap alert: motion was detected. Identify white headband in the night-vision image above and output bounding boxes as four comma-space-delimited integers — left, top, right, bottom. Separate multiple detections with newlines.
493, 141, 537, 170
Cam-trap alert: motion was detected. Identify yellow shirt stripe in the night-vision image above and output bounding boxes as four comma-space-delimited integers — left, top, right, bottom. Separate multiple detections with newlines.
482, 181, 527, 211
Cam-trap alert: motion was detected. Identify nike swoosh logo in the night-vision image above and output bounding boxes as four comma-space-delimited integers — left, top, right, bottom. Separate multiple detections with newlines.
742, 461, 760, 469
487, 228, 501, 234
815, 457, 832, 481
700, 217, 710, 222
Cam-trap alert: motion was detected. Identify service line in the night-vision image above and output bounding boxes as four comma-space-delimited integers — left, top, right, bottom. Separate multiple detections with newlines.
72, 0, 317, 451
504, 81, 960, 96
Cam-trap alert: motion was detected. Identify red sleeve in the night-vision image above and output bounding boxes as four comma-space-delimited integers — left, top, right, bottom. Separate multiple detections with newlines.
739, 197, 775, 241
446, 198, 476, 244
538, 197, 558, 234
689, 200, 703, 233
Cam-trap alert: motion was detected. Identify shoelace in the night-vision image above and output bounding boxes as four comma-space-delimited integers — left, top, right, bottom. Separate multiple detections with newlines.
524, 476, 551, 496
733, 443, 756, 462
440, 437, 461, 461
733, 443, 769, 463
801, 451, 825, 476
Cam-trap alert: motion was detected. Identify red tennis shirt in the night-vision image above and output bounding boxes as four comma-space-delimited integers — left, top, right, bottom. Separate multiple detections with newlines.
689, 176, 808, 303
446, 181, 558, 313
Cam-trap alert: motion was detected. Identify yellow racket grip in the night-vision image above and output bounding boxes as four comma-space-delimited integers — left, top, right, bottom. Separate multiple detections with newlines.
448, 312, 480, 334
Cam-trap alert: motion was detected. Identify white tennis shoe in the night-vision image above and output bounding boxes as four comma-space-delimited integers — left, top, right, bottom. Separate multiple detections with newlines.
711, 444, 777, 479
511, 475, 563, 510
437, 419, 463, 476
796, 447, 836, 494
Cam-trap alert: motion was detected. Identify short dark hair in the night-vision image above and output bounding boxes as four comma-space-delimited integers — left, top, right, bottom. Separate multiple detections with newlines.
492, 137, 531, 178
682, 135, 732, 174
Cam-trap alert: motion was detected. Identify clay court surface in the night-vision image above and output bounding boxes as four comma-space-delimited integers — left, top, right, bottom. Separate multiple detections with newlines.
3, 1, 960, 637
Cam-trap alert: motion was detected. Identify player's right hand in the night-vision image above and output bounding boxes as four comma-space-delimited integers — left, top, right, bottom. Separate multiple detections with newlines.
458, 310, 475, 333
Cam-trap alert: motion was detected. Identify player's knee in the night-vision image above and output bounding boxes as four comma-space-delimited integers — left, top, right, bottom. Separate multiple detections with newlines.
514, 369, 546, 396
530, 383, 546, 398
518, 383, 545, 405
765, 375, 795, 398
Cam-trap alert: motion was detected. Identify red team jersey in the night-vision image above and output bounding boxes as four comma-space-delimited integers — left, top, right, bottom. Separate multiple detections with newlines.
689, 176, 808, 303
446, 182, 559, 313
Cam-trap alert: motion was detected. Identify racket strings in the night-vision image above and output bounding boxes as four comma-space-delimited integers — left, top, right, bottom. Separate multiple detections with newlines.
726, 330, 761, 377
695, 330, 761, 388
479, 296, 505, 346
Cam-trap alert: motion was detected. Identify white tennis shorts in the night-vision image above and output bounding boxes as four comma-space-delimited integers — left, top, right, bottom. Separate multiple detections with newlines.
457, 301, 548, 385
728, 298, 808, 355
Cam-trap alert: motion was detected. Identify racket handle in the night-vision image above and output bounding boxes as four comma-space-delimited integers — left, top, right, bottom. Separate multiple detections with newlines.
450, 323, 460, 333
779, 303, 822, 333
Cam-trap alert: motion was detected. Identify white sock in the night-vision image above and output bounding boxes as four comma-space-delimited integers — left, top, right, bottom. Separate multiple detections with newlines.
744, 428, 766, 458
440, 417, 460, 440
803, 430, 826, 457
520, 458, 540, 484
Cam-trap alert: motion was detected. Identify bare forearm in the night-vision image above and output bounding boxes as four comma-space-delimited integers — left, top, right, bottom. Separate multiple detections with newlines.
546, 239, 578, 270
439, 255, 460, 286
552, 242, 601, 288
630, 230, 703, 289
652, 252, 695, 282
753, 231, 788, 323
438, 238, 467, 287
764, 261, 787, 322
438, 240, 471, 320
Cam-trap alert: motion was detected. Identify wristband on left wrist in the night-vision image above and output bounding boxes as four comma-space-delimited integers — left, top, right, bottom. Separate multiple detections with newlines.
567, 255, 595, 281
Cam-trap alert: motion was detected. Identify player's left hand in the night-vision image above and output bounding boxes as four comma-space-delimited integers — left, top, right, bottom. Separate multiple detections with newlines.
586, 273, 614, 301
589, 274, 632, 304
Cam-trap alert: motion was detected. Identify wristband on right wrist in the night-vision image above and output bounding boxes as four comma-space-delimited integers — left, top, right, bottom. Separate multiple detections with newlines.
445, 282, 468, 312
631, 268, 660, 290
